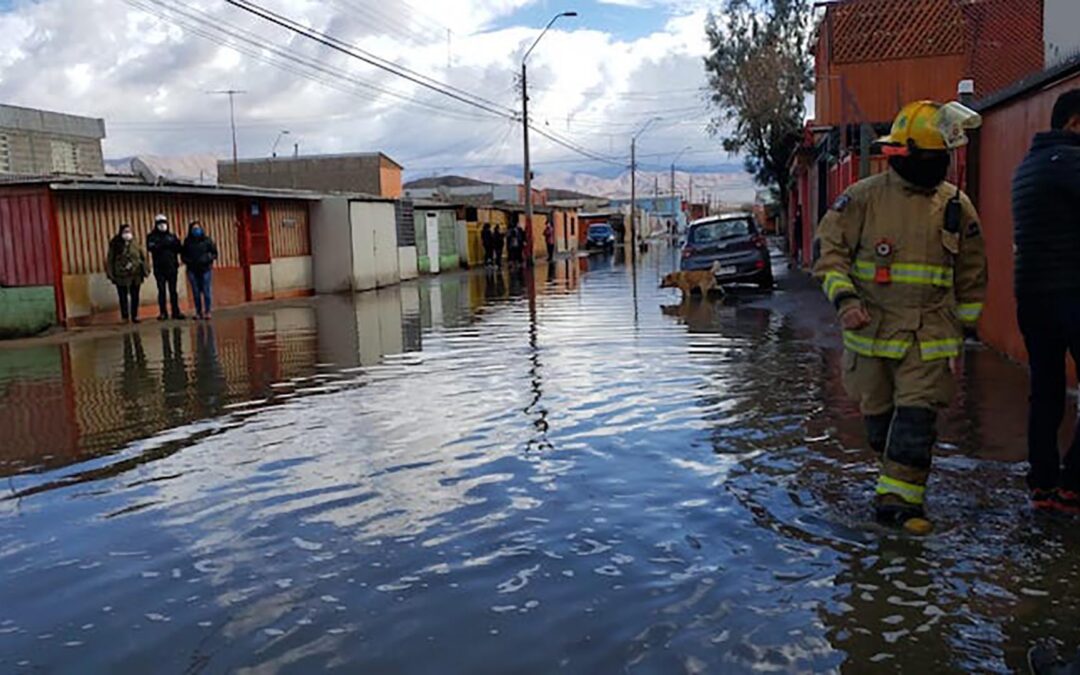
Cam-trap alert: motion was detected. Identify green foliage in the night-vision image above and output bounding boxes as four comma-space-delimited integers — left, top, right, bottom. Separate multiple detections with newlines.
704, 0, 813, 206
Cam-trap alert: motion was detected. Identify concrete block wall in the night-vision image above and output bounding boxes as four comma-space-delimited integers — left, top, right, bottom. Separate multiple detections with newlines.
0, 286, 57, 337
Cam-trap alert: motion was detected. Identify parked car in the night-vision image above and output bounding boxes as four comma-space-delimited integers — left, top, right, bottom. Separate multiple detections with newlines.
680, 214, 773, 289
586, 223, 617, 252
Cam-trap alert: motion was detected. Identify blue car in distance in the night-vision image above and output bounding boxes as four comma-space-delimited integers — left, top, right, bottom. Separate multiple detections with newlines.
586, 223, 617, 252
680, 214, 773, 289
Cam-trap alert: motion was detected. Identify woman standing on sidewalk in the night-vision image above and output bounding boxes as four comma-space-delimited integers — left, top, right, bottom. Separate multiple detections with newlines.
181, 220, 218, 320
106, 223, 149, 324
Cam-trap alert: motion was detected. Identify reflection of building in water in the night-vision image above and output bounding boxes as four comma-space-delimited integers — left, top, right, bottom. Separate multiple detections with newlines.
0, 346, 79, 472
316, 288, 409, 368
0, 309, 320, 479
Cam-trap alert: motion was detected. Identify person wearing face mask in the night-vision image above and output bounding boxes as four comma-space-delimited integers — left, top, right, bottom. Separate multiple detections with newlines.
813, 100, 988, 533
106, 223, 150, 324
181, 220, 218, 320
146, 214, 185, 321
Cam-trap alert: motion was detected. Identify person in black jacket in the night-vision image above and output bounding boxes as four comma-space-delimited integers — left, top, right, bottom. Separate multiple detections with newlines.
1012, 89, 1080, 512
481, 222, 493, 266
146, 214, 185, 320
181, 220, 218, 320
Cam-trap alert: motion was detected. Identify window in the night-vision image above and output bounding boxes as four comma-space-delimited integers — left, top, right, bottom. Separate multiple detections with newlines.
689, 218, 753, 244
0, 135, 10, 173
50, 140, 78, 173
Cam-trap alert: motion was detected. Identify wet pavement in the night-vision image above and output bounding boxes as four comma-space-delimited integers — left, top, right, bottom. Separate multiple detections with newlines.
0, 244, 1076, 673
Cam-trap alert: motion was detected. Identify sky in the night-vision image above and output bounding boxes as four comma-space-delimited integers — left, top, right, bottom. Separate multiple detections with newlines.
0, 0, 746, 189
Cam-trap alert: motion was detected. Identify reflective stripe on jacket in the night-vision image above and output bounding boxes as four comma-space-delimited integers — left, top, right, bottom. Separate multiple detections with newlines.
812, 170, 989, 361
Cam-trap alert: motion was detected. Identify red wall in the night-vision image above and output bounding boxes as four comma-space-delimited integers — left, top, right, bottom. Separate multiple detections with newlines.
0, 188, 57, 288
976, 71, 1080, 367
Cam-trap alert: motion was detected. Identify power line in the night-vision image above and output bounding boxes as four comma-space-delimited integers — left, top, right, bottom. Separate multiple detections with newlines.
223, 0, 516, 119
125, 0, 499, 122
223, 0, 625, 166
121, 0, 636, 168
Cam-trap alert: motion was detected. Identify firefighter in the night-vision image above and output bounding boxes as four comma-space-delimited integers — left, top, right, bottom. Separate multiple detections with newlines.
814, 100, 988, 531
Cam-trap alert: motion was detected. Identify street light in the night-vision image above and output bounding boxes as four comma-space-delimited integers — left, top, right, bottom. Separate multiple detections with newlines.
629, 116, 662, 252
522, 11, 577, 264
271, 130, 291, 158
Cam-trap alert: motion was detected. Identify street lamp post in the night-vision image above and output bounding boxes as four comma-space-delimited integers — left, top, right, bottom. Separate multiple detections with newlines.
522, 11, 577, 265
629, 116, 661, 254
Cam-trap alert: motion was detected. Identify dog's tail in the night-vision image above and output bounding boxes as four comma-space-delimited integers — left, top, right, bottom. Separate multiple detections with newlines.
709, 261, 721, 275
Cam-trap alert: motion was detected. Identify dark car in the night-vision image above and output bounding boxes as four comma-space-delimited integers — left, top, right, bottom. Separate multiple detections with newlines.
586, 223, 617, 252
680, 215, 773, 289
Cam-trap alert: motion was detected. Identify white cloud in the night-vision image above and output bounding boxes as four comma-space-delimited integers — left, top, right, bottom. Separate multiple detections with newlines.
0, 0, 745, 189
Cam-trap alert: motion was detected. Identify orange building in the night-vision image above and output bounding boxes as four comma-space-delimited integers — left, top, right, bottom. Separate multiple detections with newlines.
789, 0, 1045, 266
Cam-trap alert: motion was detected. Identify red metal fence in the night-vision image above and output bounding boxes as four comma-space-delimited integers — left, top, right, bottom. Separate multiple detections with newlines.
0, 188, 56, 288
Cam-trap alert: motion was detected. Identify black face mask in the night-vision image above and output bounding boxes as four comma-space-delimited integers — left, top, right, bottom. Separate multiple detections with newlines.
889, 153, 950, 190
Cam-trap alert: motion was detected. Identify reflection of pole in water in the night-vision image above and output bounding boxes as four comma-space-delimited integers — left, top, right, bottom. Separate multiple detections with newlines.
524, 268, 552, 453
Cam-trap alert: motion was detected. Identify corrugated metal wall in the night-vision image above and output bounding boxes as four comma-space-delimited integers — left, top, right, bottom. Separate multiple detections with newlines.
267, 200, 310, 258
55, 192, 240, 276
0, 187, 56, 287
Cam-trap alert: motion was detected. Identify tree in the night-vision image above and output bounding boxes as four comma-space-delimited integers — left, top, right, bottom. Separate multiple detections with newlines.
703, 0, 813, 217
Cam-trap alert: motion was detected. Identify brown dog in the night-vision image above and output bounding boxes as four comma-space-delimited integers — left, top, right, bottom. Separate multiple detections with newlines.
661, 262, 721, 299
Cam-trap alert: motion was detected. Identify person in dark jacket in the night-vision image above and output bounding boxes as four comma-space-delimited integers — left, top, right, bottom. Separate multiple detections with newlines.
146, 214, 185, 320
181, 220, 218, 320
481, 222, 493, 266
492, 225, 505, 267
506, 223, 525, 267
1012, 89, 1080, 512
106, 223, 150, 323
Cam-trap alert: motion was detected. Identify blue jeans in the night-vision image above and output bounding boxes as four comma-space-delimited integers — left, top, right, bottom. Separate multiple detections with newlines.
187, 268, 213, 316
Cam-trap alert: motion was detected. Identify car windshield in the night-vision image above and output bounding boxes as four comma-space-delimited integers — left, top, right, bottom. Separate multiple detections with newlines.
589, 225, 613, 236
689, 219, 752, 244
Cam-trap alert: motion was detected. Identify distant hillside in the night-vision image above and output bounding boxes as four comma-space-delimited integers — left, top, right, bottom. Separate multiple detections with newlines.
403, 175, 490, 189
543, 187, 603, 201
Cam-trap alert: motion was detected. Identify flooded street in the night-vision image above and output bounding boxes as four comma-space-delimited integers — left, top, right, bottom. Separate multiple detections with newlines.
0, 245, 1076, 673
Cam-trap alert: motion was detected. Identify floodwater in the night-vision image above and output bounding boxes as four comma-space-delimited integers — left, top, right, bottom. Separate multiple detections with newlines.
0, 245, 1076, 673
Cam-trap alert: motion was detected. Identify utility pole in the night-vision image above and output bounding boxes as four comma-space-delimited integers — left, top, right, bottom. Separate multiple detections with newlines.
522, 12, 577, 268
654, 174, 659, 223
522, 61, 533, 261
210, 89, 246, 178
670, 163, 675, 209
629, 116, 660, 254
630, 137, 637, 250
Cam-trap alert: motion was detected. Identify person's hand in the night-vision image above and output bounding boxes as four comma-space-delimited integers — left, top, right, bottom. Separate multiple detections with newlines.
949, 354, 962, 376
839, 304, 872, 330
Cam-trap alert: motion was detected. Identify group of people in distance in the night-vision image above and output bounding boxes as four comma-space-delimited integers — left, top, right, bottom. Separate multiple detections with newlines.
106, 214, 218, 324
479, 221, 557, 268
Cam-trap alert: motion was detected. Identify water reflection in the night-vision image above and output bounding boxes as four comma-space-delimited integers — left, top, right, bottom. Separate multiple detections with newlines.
0, 250, 1068, 673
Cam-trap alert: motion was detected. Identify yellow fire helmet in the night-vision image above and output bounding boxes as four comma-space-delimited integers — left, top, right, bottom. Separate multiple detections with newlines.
878, 100, 983, 156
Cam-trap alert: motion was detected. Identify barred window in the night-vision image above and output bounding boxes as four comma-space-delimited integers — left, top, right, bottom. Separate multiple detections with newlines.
0, 135, 10, 173
51, 140, 78, 173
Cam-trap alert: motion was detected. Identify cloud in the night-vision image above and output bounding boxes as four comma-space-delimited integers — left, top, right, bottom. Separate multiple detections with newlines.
0, 0, 743, 188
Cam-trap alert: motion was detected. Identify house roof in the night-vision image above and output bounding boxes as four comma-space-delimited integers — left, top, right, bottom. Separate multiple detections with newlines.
229, 152, 403, 170
403, 175, 492, 189
0, 175, 326, 200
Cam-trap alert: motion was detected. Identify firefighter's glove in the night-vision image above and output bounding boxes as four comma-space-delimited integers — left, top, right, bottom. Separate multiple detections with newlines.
838, 302, 872, 331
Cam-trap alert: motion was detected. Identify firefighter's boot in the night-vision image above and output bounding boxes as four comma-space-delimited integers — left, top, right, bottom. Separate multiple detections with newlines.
875, 407, 936, 531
